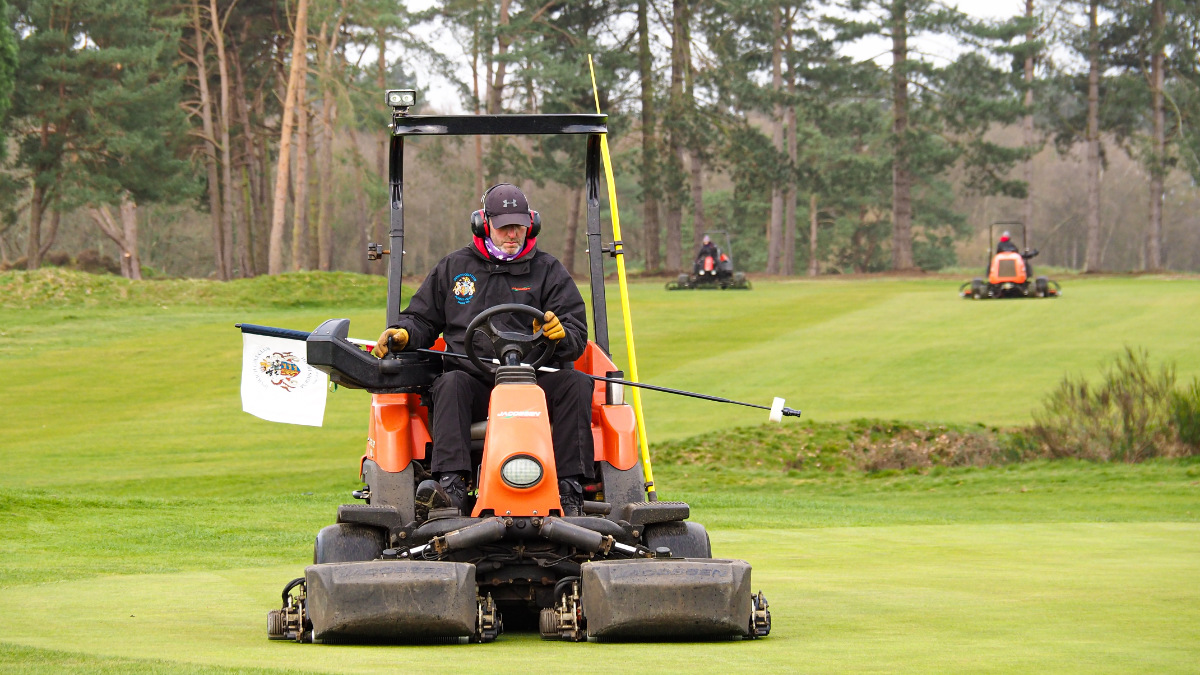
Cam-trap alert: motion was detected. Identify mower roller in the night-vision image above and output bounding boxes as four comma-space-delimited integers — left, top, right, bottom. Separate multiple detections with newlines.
262, 93, 771, 644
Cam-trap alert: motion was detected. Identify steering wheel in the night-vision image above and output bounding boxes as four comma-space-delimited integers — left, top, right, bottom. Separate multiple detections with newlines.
465, 303, 558, 374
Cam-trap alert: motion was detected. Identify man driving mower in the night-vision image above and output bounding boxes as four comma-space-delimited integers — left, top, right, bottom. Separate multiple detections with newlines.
371, 183, 593, 519
694, 235, 719, 273
990, 230, 1038, 278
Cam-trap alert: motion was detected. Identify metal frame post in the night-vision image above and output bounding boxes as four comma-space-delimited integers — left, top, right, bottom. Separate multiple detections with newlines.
585, 134, 609, 354
386, 132, 405, 327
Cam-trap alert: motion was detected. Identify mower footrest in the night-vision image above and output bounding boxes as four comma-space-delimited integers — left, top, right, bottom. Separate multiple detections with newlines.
621, 501, 690, 527
336, 504, 402, 530
305, 561, 477, 642
580, 558, 754, 640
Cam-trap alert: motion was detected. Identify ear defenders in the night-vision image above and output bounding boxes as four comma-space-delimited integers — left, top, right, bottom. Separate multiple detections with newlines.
469, 209, 541, 238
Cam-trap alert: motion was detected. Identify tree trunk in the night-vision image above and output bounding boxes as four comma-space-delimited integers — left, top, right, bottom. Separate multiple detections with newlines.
208, 0, 236, 279
488, 0, 513, 114
1145, 0, 1165, 270
690, 153, 705, 251
374, 24, 388, 275
348, 125, 372, 274
563, 184, 582, 276
637, 0, 661, 274
1083, 0, 1102, 272
766, 3, 784, 275
783, 20, 797, 276
255, 93, 271, 273
88, 197, 142, 280
316, 18, 341, 272
292, 45, 311, 271
38, 209, 60, 260
232, 47, 258, 277
268, 0, 309, 274
471, 32, 485, 195
663, 0, 688, 273
808, 194, 819, 276
121, 200, 142, 280
192, 2, 226, 279
26, 177, 46, 269
891, 0, 914, 270
1022, 0, 1035, 248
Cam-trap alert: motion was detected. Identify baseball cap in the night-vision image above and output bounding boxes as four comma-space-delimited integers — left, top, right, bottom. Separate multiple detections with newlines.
483, 184, 531, 228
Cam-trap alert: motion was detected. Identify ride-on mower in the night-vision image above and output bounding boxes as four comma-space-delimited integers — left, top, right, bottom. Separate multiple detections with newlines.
959, 222, 1060, 299
666, 231, 751, 290
258, 92, 771, 644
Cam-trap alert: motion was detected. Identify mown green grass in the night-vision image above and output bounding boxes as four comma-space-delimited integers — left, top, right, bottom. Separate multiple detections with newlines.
2, 270, 1199, 673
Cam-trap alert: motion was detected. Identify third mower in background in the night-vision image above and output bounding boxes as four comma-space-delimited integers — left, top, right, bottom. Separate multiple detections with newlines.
960, 222, 1060, 300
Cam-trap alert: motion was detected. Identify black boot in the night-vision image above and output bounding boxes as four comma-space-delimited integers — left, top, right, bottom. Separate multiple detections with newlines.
415, 473, 468, 521
558, 477, 584, 517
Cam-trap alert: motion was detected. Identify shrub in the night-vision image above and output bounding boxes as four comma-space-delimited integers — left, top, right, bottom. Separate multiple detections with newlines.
75, 249, 121, 275
1171, 378, 1200, 452
850, 425, 1018, 471
45, 251, 72, 267
1031, 348, 1192, 461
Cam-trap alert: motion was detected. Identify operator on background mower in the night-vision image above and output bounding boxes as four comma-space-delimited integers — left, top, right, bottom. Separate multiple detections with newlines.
992, 230, 1039, 277
694, 235, 719, 273
371, 183, 593, 518
996, 231, 1019, 254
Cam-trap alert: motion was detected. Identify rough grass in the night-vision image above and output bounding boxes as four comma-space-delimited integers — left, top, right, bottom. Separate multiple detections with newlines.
0, 268, 389, 310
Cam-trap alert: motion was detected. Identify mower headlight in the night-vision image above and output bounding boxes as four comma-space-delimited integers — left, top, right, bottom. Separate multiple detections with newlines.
500, 455, 543, 488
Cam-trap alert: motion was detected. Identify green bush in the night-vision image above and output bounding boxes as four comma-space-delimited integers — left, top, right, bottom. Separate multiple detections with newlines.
1171, 378, 1200, 451
1031, 348, 1198, 461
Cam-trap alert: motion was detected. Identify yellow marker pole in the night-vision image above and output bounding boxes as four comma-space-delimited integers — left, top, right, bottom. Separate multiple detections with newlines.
588, 55, 657, 501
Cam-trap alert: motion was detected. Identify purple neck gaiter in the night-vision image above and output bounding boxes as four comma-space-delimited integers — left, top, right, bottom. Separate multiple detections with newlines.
484, 237, 521, 262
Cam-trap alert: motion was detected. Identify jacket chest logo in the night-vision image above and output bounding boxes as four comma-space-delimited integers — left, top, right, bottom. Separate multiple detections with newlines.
452, 273, 477, 305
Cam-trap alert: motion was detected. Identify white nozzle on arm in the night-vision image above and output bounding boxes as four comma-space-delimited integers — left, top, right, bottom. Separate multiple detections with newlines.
769, 397, 785, 423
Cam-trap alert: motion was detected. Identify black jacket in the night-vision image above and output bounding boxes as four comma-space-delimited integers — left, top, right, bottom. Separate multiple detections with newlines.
996, 240, 1019, 254
391, 238, 588, 377
696, 243, 719, 262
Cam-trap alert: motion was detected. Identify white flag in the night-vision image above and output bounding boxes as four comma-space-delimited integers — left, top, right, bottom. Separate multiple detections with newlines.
240, 332, 328, 426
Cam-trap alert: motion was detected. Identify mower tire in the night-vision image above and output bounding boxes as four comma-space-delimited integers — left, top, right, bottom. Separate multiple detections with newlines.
313, 523, 385, 564
644, 521, 711, 558
1035, 276, 1049, 297
970, 278, 985, 299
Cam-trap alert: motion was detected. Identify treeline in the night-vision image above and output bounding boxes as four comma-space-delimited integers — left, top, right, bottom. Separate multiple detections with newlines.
0, 0, 1198, 279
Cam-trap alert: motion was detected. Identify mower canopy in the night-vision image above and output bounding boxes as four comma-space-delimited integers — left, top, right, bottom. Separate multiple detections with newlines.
261, 96, 770, 644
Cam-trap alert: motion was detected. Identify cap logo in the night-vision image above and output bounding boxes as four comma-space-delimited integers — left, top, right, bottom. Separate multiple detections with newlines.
502, 199, 518, 208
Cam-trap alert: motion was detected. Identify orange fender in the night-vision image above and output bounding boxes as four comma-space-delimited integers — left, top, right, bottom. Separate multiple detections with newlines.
363, 393, 431, 474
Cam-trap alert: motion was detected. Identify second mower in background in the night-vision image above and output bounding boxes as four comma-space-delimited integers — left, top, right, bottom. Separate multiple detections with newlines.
960, 222, 1060, 300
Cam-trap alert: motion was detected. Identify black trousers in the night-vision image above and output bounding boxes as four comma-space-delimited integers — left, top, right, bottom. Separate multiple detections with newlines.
428, 368, 595, 480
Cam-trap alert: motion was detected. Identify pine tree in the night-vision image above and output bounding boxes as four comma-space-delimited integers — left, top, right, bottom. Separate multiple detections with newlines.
7, 0, 192, 274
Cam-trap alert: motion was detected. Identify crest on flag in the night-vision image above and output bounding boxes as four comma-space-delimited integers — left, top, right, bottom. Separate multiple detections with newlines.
256, 349, 305, 391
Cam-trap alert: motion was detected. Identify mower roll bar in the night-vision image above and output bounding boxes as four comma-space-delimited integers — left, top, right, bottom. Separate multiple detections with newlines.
385, 112, 611, 355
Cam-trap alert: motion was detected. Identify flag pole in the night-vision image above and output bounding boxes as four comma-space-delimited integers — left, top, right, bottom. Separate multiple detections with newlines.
588, 55, 657, 501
